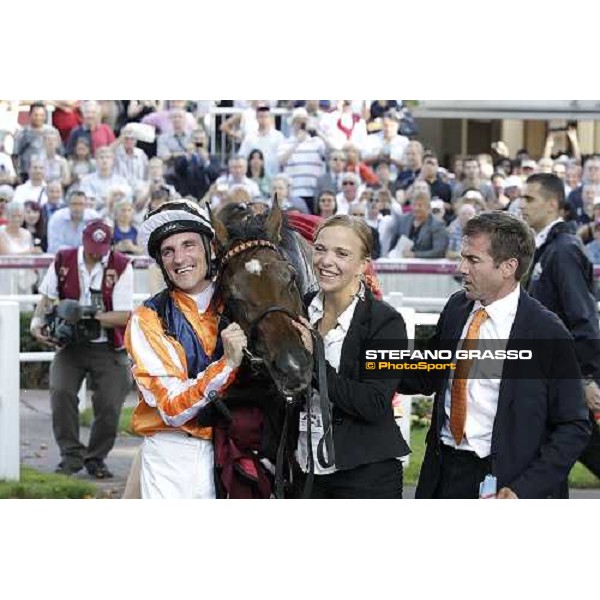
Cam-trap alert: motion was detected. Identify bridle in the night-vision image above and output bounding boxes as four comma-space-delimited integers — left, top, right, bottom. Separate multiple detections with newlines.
217, 239, 302, 373
216, 237, 335, 498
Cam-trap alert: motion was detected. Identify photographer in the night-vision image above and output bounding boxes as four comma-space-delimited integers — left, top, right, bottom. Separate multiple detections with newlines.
277, 107, 331, 208
164, 127, 221, 201
30, 220, 134, 478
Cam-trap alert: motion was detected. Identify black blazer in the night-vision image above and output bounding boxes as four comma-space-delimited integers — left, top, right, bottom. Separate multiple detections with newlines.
527, 221, 600, 383
305, 288, 410, 471
399, 288, 591, 499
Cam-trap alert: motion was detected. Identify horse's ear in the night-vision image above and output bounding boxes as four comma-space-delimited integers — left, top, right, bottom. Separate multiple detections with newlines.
265, 194, 283, 242
211, 213, 229, 248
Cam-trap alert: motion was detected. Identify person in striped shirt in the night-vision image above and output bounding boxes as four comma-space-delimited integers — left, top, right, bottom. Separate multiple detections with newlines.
125, 199, 247, 498
278, 107, 331, 211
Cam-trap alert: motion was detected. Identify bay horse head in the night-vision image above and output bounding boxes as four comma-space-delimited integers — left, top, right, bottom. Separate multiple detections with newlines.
213, 201, 313, 397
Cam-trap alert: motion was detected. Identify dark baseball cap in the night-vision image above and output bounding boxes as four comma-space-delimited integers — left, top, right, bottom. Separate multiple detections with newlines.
82, 219, 112, 255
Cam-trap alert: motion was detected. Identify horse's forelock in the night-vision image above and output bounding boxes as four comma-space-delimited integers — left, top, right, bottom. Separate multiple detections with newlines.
215, 211, 315, 298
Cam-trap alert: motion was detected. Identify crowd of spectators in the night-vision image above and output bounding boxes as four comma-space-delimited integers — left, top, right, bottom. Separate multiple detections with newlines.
1, 99, 600, 288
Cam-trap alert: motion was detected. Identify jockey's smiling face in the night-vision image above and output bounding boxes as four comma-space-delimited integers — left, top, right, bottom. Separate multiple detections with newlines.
160, 231, 210, 295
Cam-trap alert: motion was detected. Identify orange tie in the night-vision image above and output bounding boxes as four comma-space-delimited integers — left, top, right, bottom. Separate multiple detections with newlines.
450, 308, 489, 445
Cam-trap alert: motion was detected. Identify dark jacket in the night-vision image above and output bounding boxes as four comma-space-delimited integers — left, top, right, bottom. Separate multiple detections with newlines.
305, 287, 410, 471
389, 213, 449, 258
399, 289, 591, 499
166, 153, 221, 201
566, 187, 587, 224
527, 221, 600, 383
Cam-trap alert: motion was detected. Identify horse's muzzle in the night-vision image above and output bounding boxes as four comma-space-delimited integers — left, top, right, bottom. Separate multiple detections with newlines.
272, 347, 313, 394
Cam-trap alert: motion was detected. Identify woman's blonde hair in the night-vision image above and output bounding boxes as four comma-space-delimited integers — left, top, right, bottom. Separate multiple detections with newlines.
314, 214, 373, 259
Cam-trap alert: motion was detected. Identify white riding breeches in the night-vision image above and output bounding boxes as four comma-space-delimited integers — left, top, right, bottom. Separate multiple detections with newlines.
140, 431, 216, 499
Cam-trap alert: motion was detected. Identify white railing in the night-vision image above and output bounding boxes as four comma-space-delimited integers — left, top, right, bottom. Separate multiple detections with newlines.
1, 292, 150, 419
0, 301, 20, 480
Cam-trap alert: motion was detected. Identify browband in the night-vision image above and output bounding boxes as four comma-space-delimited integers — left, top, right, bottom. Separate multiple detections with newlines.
219, 239, 281, 271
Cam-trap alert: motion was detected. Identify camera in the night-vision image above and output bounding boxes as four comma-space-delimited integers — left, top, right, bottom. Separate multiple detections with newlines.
45, 295, 102, 346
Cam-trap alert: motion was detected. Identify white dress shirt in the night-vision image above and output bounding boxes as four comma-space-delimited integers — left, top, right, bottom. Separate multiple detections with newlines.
440, 284, 521, 458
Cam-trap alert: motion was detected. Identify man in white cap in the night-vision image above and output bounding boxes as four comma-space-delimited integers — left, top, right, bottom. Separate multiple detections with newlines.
125, 199, 247, 498
30, 219, 134, 478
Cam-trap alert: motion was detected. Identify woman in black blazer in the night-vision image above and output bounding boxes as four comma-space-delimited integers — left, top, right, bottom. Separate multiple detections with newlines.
294, 215, 409, 498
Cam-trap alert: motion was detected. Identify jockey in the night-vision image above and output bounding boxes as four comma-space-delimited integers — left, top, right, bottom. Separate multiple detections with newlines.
124, 199, 247, 499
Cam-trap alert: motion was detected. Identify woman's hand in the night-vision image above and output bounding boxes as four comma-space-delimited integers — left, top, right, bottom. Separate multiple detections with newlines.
292, 316, 314, 354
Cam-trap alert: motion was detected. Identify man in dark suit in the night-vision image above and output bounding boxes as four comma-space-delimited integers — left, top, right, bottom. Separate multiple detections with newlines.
522, 172, 600, 479
383, 192, 448, 257
314, 150, 346, 209
399, 211, 590, 498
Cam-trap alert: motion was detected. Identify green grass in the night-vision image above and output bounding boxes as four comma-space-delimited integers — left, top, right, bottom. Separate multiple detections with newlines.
80, 406, 136, 435
0, 467, 97, 499
404, 427, 427, 486
568, 461, 600, 488
405, 426, 600, 490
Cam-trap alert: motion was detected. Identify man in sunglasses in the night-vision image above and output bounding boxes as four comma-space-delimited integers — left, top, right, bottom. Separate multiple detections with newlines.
336, 172, 362, 215
0, 184, 14, 225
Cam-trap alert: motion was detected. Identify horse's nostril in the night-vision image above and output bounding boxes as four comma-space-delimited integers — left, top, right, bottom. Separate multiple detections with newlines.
274, 348, 313, 387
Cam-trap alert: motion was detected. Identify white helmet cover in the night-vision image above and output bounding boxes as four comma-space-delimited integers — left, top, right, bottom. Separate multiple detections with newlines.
139, 199, 214, 260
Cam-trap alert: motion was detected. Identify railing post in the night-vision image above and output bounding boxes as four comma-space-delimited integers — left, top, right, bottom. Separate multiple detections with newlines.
0, 301, 20, 481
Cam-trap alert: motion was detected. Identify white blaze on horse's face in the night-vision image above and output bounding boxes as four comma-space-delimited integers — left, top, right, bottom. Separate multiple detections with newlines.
245, 258, 262, 276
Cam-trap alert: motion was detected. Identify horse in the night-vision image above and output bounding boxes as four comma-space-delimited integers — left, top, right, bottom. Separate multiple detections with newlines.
209, 200, 333, 499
